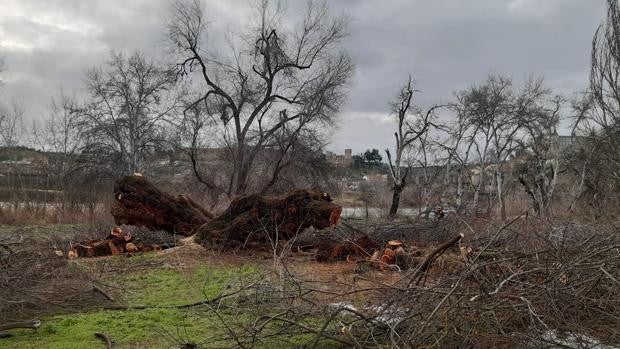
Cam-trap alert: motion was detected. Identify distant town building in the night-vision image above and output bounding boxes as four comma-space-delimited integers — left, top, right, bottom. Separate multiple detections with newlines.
326, 148, 353, 167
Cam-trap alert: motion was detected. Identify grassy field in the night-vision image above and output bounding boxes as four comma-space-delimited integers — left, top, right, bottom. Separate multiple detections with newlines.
0, 225, 341, 349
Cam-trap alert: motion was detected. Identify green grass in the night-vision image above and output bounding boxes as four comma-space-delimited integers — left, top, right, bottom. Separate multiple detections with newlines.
1, 263, 261, 348
116, 265, 259, 307
1, 260, 339, 348
0, 224, 341, 348
3, 308, 224, 349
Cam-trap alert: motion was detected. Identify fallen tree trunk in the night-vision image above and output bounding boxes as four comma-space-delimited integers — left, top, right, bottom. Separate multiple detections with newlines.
111, 175, 342, 247
111, 175, 213, 236
196, 190, 342, 247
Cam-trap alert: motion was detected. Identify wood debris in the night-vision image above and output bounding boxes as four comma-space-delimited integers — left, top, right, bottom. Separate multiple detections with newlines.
67, 227, 161, 259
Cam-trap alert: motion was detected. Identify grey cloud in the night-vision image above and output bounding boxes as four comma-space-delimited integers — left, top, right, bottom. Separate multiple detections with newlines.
0, 0, 608, 154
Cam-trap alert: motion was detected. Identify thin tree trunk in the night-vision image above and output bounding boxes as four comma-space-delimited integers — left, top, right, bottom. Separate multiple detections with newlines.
456, 171, 463, 207
389, 184, 403, 216
497, 171, 506, 220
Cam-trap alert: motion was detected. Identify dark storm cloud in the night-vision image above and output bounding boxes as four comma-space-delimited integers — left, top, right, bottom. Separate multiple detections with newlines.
327, 0, 606, 154
0, 0, 607, 153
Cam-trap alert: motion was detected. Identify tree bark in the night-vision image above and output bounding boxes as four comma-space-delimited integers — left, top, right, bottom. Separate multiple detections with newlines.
496, 171, 506, 220
110, 175, 342, 247
196, 189, 342, 247
389, 184, 404, 216
111, 175, 213, 236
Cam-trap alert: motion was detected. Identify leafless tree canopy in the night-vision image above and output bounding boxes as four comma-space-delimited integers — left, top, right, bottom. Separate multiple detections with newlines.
451, 74, 552, 218
168, 0, 353, 196
80, 52, 178, 176
0, 101, 24, 149
591, 0, 620, 129
385, 76, 440, 216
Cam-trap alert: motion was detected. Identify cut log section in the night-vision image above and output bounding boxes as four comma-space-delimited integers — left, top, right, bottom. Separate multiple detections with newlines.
111, 175, 213, 236
315, 236, 380, 262
68, 227, 161, 259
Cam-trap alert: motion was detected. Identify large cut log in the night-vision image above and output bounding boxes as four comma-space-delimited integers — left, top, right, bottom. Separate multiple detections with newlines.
110, 175, 342, 247
111, 175, 213, 236
196, 190, 342, 247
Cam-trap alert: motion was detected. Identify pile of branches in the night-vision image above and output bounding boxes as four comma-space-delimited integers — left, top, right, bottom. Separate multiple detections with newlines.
0, 233, 96, 322
346, 219, 620, 347
196, 219, 620, 348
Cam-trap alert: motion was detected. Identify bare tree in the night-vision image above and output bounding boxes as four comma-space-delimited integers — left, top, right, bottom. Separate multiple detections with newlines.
454, 74, 549, 219
433, 112, 480, 210
31, 92, 85, 210
0, 101, 24, 149
168, 0, 353, 196
591, 0, 620, 130
385, 77, 440, 216
516, 95, 563, 217
575, 0, 620, 214
80, 51, 178, 176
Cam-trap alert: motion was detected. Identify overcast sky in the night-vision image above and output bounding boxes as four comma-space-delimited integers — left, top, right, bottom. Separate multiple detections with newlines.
0, 0, 607, 155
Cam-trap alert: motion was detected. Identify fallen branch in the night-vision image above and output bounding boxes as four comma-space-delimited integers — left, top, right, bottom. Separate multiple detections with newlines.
93, 285, 115, 302
0, 319, 41, 331
410, 233, 464, 286
95, 332, 113, 348
103, 281, 259, 311
255, 315, 356, 347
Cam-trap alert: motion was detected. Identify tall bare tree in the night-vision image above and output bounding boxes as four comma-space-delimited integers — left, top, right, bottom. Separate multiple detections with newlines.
516, 95, 563, 217
0, 101, 24, 149
453, 74, 550, 219
385, 77, 440, 216
591, 0, 620, 130
31, 92, 85, 209
168, 0, 353, 196
80, 51, 178, 176
565, 0, 620, 216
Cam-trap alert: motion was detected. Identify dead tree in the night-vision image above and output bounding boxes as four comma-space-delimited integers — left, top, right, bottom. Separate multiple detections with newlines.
168, 0, 353, 196
591, 0, 620, 130
385, 76, 440, 216
572, 0, 620, 212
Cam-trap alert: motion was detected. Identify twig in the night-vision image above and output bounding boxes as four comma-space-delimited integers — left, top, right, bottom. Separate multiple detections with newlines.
256, 315, 356, 347
93, 285, 114, 302
94, 332, 113, 348
408, 233, 464, 286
